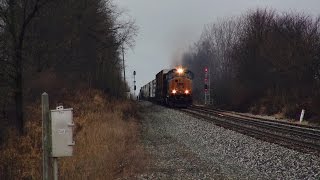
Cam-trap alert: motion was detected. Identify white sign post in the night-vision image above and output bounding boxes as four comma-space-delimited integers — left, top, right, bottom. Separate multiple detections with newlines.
299, 109, 305, 123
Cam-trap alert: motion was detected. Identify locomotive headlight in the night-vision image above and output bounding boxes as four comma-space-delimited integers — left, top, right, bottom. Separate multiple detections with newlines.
172, 89, 177, 94
177, 68, 184, 74
185, 90, 189, 94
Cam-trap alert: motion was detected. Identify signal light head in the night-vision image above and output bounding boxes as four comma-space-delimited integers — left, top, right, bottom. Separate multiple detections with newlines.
204, 67, 208, 72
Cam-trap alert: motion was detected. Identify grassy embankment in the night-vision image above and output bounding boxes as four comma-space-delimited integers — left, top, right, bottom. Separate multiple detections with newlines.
0, 90, 146, 179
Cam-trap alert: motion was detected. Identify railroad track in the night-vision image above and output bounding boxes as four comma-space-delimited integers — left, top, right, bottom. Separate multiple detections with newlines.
198, 105, 320, 130
179, 106, 320, 154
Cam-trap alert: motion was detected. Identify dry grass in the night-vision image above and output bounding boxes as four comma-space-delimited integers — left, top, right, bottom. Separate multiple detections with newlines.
0, 90, 146, 179
0, 104, 42, 179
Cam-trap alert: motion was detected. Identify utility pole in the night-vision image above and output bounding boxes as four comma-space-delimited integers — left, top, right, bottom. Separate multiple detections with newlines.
122, 45, 126, 83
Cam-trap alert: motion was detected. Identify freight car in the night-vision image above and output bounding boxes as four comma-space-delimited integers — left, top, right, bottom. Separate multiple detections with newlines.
140, 79, 156, 100
140, 67, 194, 107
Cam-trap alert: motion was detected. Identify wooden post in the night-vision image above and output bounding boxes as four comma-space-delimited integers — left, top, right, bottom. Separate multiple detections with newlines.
42, 92, 52, 180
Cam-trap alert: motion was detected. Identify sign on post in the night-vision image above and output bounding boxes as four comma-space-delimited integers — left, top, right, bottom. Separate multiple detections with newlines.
42, 93, 75, 180
50, 106, 75, 157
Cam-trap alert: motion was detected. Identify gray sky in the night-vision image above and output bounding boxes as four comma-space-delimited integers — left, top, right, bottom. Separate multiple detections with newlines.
115, 0, 320, 92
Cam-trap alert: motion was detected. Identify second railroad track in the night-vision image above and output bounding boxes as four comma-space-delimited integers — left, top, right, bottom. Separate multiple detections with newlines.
179, 105, 320, 154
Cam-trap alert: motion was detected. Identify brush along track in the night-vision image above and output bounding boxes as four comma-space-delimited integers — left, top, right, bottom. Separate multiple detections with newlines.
179, 106, 320, 154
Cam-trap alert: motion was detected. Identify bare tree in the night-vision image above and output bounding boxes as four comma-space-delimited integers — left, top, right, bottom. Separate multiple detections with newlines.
0, 0, 51, 134
182, 8, 320, 119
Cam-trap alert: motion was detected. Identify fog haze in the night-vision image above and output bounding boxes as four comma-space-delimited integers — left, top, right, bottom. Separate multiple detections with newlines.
115, 0, 320, 92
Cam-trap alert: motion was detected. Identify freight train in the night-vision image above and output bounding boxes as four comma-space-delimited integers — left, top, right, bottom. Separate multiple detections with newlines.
140, 67, 194, 107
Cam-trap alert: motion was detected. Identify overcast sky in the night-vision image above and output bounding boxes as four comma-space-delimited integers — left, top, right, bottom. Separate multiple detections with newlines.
115, 0, 320, 92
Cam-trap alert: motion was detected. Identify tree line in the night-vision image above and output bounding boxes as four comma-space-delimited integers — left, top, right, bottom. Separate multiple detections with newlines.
182, 9, 320, 120
0, 0, 137, 135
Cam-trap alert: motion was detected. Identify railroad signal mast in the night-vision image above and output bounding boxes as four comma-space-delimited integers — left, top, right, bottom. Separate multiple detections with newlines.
204, 67, 210, 105
133, 71, 136, 98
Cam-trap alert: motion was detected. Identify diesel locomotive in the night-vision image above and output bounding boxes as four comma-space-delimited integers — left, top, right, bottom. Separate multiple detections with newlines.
140, 67, 194, 107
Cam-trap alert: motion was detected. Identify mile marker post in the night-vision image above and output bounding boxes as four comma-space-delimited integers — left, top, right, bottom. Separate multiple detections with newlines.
300, 109, 305, 123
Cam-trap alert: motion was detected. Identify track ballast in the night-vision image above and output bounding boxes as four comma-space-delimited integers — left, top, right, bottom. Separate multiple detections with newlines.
179, 105, 320, 154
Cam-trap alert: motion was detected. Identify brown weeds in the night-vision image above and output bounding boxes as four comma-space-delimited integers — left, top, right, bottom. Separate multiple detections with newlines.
0, 90, 146, 179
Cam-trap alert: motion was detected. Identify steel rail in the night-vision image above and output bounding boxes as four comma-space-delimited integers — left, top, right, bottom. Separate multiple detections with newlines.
193, 105, 320, 130
179, 108, 320, 153
189, 106, 320, 141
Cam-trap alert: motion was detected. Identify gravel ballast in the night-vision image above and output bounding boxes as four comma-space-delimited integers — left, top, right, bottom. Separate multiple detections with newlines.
139, 101, 320, 179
